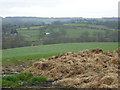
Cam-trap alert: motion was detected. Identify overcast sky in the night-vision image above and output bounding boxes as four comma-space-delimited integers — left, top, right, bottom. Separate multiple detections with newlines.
0, 0, 119, 18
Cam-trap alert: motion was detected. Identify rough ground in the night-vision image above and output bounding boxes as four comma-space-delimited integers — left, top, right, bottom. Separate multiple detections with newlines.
25, 48, 119, 88
2, 60, 38, 75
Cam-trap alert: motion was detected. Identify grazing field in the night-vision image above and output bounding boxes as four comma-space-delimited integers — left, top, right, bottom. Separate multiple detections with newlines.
66, 28, 105, 37
64, 23, 109, 29
18, 28, 106, 41
0, 50, 2, 61
18, 29, 40, 41
17, 23, 114, 41
2, 42, 118, 62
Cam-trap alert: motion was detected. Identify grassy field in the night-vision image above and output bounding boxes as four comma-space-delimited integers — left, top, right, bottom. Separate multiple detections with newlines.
0, 50, 2, 61
64, 23, 110, 29
18, 29, 40, 41
17, 23, 110, 41
17, 26, 45, 30
2, 42, 118, 62
18, 27, 106, 41
66, 28, 105, 37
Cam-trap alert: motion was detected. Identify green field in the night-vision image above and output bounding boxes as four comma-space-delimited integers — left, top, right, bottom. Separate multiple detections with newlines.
66, 28, 105, 37
2, 42, 118, 62
17, 23, 114, 41
18, 28, 106, 41
64, 23, 110, 29
0, 50, 2, 61
18, 29, 40, 41
17, 26, 45, 30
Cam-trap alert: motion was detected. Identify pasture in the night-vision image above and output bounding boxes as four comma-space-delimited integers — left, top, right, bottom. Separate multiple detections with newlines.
17, 23, 114, 41
2, 42, 118, 62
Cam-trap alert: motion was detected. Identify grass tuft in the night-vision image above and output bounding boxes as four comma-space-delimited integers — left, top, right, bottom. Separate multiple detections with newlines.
28, 76, 47, 83
16, 72, 33, 80
2, 72, 47, 87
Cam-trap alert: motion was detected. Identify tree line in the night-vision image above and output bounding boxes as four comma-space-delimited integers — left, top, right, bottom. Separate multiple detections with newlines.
2, 24, 31, 49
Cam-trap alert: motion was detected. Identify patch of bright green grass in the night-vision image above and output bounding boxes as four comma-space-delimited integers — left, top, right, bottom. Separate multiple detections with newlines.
28, 76, 47, 83
2, 75, 21, 87
2, 72, 47, 87
16, 72, 33, 80
3, 75, 19, 82
2, 42, 118, 62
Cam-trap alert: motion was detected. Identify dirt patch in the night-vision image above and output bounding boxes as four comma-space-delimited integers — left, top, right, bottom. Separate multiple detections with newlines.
25, 48, 119, 88
2, 59, 42, 75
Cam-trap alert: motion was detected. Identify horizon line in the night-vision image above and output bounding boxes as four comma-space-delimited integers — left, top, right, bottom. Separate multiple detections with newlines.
0, 16, 118, 19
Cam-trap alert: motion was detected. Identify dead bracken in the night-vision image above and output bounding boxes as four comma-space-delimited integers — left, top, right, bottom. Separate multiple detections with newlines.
25, 48, 119, 88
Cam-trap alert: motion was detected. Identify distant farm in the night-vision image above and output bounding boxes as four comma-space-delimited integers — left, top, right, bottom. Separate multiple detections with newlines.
2, 17, 118, 49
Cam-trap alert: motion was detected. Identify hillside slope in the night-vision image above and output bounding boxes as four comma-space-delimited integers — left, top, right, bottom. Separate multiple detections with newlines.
2, 42, 118, 62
